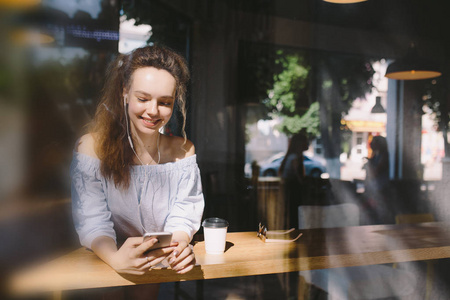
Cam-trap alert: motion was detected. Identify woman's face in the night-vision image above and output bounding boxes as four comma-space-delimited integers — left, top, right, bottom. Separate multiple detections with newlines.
126, 67, 176, 136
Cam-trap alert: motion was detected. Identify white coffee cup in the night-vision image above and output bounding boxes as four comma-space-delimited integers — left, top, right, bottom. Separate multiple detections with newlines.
202, 218, 229, 254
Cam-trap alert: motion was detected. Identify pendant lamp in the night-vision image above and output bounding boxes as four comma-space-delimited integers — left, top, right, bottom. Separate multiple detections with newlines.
323, 0, 367, 3
8, 5, 59, 46
10, 28, 54, 45
385, 44, 442, 80
0, 0, 41, 9
371, 96, 385, 114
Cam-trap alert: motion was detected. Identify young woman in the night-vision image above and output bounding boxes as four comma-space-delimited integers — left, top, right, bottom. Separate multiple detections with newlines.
70, 45, 204, 290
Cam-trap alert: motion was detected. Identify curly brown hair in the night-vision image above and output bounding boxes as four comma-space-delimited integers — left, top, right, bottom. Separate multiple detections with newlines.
90, 45, 190, 189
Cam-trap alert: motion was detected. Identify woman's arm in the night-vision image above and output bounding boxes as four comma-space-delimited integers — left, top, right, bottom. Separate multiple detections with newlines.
163, 139, 204, 274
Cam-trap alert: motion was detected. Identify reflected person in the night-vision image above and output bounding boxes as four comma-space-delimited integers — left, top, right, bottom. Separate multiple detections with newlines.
364, 135, 390, 223
70, 45, 204, 297
278, 132, 309, 228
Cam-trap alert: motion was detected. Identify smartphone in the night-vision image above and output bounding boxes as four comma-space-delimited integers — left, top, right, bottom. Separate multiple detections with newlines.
143, 231, 173, 250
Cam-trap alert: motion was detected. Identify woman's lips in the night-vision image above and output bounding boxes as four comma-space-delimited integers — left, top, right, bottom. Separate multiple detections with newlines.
141, 117, 161, 127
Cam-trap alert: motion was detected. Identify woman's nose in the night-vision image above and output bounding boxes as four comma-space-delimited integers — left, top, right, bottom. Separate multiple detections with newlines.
146, 100, 158, 116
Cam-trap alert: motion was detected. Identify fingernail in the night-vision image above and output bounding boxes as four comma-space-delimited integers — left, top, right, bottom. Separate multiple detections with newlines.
173, 250, 179, 256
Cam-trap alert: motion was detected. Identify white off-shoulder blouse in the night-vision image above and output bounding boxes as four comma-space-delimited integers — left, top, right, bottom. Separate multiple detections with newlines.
70, 151, 204, 249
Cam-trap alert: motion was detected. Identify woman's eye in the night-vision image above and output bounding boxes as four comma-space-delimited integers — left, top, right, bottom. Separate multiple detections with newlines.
160, 102, 172, 106
137, 98, 146, 102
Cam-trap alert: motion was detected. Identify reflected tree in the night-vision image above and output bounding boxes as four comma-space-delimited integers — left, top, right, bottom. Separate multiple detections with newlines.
422, 76, 450, 161
264, 50, 320, 137
263, 49, 375, 176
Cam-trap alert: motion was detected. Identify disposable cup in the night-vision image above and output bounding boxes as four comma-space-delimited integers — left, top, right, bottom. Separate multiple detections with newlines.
202, 217, 229, 254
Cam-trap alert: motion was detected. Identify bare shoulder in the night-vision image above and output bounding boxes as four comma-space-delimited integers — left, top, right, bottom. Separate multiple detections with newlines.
162, 135, 195, 161
76, 133, 99, 159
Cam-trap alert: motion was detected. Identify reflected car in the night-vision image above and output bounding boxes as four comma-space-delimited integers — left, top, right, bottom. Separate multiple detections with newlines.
259, 154, 327, 178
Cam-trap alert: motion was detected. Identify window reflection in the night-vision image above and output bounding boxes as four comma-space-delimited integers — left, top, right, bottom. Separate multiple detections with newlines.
2, 0, 450, 299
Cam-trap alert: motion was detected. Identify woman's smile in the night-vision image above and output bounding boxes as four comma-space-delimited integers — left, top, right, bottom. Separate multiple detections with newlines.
140, 116, 161, 128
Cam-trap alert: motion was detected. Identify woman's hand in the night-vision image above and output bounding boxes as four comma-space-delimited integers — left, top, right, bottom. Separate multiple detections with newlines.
107, 237, 175, 275
168, 232, 196, 274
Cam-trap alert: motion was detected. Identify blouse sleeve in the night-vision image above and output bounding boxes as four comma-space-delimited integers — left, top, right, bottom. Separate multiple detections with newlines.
164, 162, 205, 239
70, 153, 116, 249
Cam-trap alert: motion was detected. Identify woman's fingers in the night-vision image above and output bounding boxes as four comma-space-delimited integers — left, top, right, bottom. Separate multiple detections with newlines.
118, 237, 178, 274
134, 238, 158, 255
169, 244, 195, 272
137, 255, 167, 271
135, 247, 196, 273
124, 236, 147, 247
134, 239, 175, 257
169, 243, 192, 264
170, 240, 189, 261
134, 256, 152, 268
175, 262, 194, 274
172, 253, 196, 273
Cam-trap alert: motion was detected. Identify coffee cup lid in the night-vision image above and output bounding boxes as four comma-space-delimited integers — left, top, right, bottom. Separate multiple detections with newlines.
202, 217, 229, 228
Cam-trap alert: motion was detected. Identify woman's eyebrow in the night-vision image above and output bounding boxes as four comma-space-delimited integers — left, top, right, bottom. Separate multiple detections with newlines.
134, 90, 151, 97
134, 90, 174, 99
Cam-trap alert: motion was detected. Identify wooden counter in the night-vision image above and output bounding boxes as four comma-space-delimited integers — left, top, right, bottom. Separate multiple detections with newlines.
9, 222, 450, 298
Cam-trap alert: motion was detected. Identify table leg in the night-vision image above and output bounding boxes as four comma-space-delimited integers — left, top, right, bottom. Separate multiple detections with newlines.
298, 275, 309, 300
53, 290, 62, 300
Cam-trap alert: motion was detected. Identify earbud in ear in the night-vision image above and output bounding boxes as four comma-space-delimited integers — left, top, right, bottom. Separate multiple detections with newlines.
123, 95, 128, 106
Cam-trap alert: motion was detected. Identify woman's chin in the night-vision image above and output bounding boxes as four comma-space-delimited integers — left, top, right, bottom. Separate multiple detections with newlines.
135, 125, 162, 136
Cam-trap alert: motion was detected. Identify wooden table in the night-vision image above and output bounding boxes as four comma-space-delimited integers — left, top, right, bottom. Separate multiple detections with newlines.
9, 222, 450, 298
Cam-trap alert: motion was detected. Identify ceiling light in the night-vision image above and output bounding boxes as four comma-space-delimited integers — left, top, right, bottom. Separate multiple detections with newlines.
371, 96, 385, 114
10, 28, 54, 45
323, 0, 368, 3
0, 0, 41, 9
385, 44, 442, 80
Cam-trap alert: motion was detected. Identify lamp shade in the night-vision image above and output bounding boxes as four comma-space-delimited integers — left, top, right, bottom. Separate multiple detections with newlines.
323, 0, 367, 3
371, 96, 385, 114
7, 6, 64, 46
0, 0, 41, 9
10, 28, 54, 45
385, 45, 442, 80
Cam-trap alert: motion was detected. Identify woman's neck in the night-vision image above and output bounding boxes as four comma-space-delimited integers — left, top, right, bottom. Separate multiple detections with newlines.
130, 128, 162, 165
135, 131, 160, 152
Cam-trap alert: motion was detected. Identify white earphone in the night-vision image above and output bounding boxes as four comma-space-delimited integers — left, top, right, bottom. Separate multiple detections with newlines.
124, 95, 135, 150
